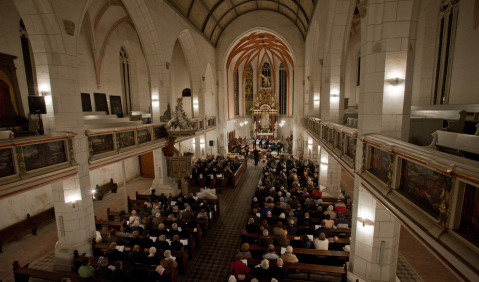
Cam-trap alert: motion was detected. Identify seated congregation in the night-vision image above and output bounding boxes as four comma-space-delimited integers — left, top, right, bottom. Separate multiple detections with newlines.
229, 154, 350, 281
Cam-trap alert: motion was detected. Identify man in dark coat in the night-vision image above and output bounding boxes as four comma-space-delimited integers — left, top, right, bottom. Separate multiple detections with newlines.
253, 146, 260, 167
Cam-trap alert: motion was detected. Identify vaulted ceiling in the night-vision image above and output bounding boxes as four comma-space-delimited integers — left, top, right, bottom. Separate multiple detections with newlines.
166, 0, 318, 45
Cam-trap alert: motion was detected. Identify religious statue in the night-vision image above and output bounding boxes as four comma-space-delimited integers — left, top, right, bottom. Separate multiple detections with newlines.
274, 121, 278, 132
253, 122, 256, 132
260, 74, 271, 87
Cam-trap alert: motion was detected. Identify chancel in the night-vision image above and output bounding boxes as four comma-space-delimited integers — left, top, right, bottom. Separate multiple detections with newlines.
0, 0, 478, 282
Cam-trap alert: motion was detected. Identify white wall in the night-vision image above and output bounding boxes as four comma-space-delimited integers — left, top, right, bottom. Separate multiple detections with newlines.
170, 40, 192, 117
89, 156, 140, 189
0, 184, 53, 230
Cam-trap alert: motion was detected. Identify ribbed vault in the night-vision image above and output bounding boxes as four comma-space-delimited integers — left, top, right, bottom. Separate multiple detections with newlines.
166, 0, 318, 45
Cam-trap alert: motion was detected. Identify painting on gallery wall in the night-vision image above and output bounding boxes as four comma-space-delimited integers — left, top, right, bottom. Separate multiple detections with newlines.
94, 93, 109, 114
89, 134, 114, 156
368, 146, 392, 184
23, 141, 67, 171
110, 95, 123, 118
459, 183, 479, 247
346, 136, 355, 159
138, 129, 151, 144
119, 131, 135, 148
0, 148, 15, 178
81, 93, 92, 112
399, 159, 451, 217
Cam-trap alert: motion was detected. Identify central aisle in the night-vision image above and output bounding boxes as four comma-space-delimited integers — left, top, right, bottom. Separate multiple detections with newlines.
182, 159, 262, 282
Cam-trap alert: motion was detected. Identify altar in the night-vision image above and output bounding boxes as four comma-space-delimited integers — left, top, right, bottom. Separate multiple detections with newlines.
252, 75, 279, 138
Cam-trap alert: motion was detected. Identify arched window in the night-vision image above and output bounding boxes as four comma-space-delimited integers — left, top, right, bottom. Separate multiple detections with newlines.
245, 65, 253, 116
433, 0, 459, 105
120, 47, 132, 114
234, 68, 239, 116
20, 19, 37, 96
279, 63, 287, 115
261, 62, 271, 87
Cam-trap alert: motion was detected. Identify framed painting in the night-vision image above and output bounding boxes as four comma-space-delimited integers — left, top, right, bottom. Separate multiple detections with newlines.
346, 136, 356, 159
110, 95, 123, 118
94, 93, 109, 114
0, 148, 15, 178
137, 129, 151, 144
89, 134, 114, 156
23, 141, 67, 171
118, 131, 135, 149
398, 159, 451, 217
81, 93, 92, 112
0, 53, 28, 127
153, 126, 167, 140
368, 146, 392, 184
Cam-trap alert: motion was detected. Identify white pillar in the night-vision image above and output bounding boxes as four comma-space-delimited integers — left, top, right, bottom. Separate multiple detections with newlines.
319, 147, 342, 198
150, 148, 179, 196
52, 175, 95, 272
122, 160, 128, 210
350, 180, 401, 282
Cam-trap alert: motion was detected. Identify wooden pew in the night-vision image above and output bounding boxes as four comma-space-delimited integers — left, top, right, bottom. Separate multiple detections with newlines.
13, 261, 115, 282
0, 214, 37, 253
246, 258, 347, 281
93, 178, 118, 200
245, 232, 350, 244
233, 161, 248, 188
91, 240, 189, 274
248, 244, 350, 259
98, 229, 196, 258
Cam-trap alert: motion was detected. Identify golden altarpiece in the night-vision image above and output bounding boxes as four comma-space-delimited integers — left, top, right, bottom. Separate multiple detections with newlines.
252, 75, 279, 139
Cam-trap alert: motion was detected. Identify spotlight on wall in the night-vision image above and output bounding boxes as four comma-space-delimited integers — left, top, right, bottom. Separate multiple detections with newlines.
357, 217, 374, 227
320, 162, 328, 166
244, 121, 248, 125
394, 77, 399, 86
41, 91, 49, 96
314, 98, 320, 104
152, 99, 159, 102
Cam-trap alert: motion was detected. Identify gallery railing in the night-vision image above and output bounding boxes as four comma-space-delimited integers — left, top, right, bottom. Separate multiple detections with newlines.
85, 117, 216, 161
0, 132, 77, 186
303, 116, 479, 252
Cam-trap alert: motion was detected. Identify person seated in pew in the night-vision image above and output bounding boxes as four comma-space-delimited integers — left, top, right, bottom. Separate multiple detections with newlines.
293, 204, 303, 218
156, 223, 169, 237
265, 211, 275, 225
260, 203, 272, 216
145, 265, 166, 282
270, 258, 289, 279
171, 234, 183, 251
197, 208, 208, 219
296, 234, 313, 249
146, 247, 162, 266
160, 250, 178, 277
276, 230, 290, 248
108, 229, 127, 245
153, 213, 164, 226
164, 214, 175, 227
324, 214, 334, 228
106, 242, 125, 262
251, 197, 260, 208
131, 220, 144, 234
155, 235, 171, 251
129, 245, 146, 264
94, 257, 112, 280
129, 231, 142, 247
300, 222, 314, 236
272, 202, 283, 217
171, 206, 180, 218
149, 189, 158, 202
177, 197, 185, 210
246, 218, 259, 233
284, 192, 292, 203
314, 221, 333, 238
182, 205, 194, 220
151, 203, 161, 216
253, 259, 273, 278
286, 212, 297, 226
228, 275, 237, 282
261, 220, 272, 233
311, 206, 325, 221
262, 244, 279, 261
251, 209, 261, 223
78, 258, 95, 278
160, 205, 170, 217
329, 236, 345, 251
144, 200, 153, 209
120, 220, 131, 233
272, 222, 284, 235
281, 246, 299, 263
324, 205, 337, 220
311, 186, 322, 199
299, 213, 314, 226
230, 254, 251, 275
140, 230, 155, 249
277, 213, 287, 225
286, 220, 298, 236
168, 223, 181, 238
313, 233, 329, 250
333, 212, 351, 229
240, 228, 254, 245
238, 243, 252, 259
129, 210, 140, 223
278, 197, 288, 210
258, 229, 274, 248
335, 200, 347, 212
112, 261, 132, 282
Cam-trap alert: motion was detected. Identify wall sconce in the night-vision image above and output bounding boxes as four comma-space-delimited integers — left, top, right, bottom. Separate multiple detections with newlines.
41, 91, 49, 96
240, 122, 244, 126
330, 94, 339, 98
152, 99, 159, 102
393, 77, 399, 86
314, 99, 320, 104
244, 121, 248, 125
357, 217, 374, 227
320, 162, 328, 166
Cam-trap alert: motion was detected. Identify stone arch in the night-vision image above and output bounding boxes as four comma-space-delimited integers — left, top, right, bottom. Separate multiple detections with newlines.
176, 29, 203, 118
309, 20, 322, 118
204, 63, 216, 117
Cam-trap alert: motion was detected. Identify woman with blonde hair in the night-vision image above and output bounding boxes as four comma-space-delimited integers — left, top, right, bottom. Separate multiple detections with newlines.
237, 243, 252, 259
155, 234, 170, 251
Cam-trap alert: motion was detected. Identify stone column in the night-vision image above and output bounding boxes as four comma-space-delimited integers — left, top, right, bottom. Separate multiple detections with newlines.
194, 136, 201, 159
349, 180, 401, 282
51, 175, 95, 272
150, 148, 179, 196
311, 140, 319, 164
319, 147, 342, 198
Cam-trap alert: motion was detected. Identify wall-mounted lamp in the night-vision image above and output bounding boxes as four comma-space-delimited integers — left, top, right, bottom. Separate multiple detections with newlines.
41, 91, 49, 96
244, 121, 248, 125
357, 217, 374, 227
152, 99, 159, 102
393, 77, 399, 86
330, 94, 339, 97
240, 122, 244, 126
314, 99, 320, 104
320, 162, 328, 166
